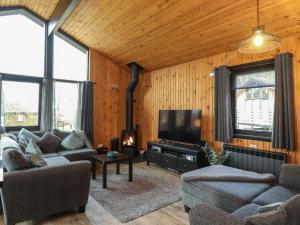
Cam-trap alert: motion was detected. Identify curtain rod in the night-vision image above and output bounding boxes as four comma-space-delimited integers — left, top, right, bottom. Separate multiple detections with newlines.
44, 77, 97, 84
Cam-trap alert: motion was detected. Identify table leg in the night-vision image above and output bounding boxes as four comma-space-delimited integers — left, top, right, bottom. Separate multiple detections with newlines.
92, 158, 96, 180
116, 162, 120, 174
103, 163, 107, 188
129, 159, 133, 182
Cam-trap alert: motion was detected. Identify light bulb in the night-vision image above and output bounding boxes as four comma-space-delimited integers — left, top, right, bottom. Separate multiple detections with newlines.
253, 34, 263, 46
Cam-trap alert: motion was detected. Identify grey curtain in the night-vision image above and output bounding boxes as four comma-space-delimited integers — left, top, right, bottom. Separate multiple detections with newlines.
41, 78, 53, 131
214, 65, 233, 142
75, 83, 83, 130
272, 52, 295, 150
81, 81, 94, 142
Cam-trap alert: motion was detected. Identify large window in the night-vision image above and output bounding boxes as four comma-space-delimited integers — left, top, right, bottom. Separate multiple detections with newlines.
54, 82, 80, 131
53, 33, 88, 81
231, 61, 275, 141
0, 9, 88, 132
53, 34, 88, 130
0, 13, 45, 77
1, 78, 42, 130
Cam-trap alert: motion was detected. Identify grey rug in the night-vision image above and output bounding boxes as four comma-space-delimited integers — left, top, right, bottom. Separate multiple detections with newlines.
90, 163, 181, 223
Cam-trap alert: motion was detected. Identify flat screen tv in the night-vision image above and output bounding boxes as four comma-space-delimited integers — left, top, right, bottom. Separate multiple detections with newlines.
158, 109, 202, 144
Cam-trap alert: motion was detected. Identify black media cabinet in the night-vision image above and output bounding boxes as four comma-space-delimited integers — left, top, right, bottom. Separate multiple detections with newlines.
146, 140, 208, 173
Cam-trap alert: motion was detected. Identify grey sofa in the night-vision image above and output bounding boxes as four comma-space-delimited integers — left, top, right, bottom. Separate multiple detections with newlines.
1, 130, 97, 225
183, 164, 300, 225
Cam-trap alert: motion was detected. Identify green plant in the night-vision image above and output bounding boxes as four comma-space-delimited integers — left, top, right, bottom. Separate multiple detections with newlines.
202, 147, 230, 165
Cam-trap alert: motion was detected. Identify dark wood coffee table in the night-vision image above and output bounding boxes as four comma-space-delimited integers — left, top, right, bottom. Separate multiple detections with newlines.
91, 153, 133, 188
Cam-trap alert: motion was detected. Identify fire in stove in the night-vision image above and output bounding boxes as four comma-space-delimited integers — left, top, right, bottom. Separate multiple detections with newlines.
123, 135, 135, 146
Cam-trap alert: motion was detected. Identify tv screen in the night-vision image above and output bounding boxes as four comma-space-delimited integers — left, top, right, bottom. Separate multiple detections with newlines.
158, 109, 201, 144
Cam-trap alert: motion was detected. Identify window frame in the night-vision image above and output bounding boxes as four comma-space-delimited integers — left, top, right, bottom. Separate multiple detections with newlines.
230, 59, 275, 142
1, 73, 43, 132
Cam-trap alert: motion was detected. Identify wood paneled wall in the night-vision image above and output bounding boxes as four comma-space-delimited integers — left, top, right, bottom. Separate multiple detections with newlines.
135, 34, 300, 164
90, 49, 130, 148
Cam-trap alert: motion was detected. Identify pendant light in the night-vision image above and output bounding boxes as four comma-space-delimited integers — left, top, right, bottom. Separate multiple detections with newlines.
238, 0, 281, 54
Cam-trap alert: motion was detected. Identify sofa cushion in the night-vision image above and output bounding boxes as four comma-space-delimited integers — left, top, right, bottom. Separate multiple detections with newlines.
17, 128, 40, 151
44, 156, 69, 166
61, 131, 85, 150
252, 186, 298, 206
232, 203, 261, 220
279, 164, 300, 191
181, 180, 272, 213
42, 153, 60, 158
58, 148, 96, 161
37, 132, 62, 154
2, 148, 32, 171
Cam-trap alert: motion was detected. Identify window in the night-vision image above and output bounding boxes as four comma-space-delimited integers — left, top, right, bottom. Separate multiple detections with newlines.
53, 33, 88, 130
1, 79, 42, 131
231, 61, 275, 141
0, 13, 45, 77
53, 33, 88, 81
54, 82, 80, 131
0, 9, 88, 132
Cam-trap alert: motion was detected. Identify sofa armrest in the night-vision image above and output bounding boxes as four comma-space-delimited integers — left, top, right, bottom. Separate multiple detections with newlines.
189, 204, 245, 225
279, 164, 300, 190
1, 161, 91, 225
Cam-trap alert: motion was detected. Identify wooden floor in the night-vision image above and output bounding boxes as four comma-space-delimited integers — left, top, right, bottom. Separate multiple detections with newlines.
0, 164, 189, 225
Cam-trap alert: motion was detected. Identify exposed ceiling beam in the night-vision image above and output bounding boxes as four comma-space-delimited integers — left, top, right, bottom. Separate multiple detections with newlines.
48, 0, 80, 36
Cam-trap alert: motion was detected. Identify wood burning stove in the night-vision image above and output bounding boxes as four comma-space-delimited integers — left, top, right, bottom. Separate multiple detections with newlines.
121, 129, 138, 156
121, 62, 143, 156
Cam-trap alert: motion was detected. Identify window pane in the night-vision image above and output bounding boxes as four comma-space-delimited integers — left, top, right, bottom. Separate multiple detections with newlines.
0, 14, 45, 76
54, 82, 79, 131
1, 81, 40, 127
54, 34, 88, 81
234, 69, 275, 89
236, 87, 274, 132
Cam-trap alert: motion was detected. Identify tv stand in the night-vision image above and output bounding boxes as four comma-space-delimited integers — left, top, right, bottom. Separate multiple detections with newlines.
146, 140, 208, 173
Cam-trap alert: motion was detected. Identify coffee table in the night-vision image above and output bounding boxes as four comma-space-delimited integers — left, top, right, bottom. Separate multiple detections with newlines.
91, 153, 133, 188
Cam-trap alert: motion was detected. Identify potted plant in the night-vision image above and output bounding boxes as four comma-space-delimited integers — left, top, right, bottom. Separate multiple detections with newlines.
202, 147, 230, 165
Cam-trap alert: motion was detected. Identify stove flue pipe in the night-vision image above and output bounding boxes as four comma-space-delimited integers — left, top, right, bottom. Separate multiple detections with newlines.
126, 62, 143, 131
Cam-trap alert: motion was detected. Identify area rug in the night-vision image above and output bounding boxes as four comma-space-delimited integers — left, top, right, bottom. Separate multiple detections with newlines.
89, 163, 181, 223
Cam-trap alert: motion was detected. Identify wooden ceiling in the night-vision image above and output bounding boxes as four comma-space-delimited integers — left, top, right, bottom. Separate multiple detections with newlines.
1, 0, 300, 71
0, 0, 59, 20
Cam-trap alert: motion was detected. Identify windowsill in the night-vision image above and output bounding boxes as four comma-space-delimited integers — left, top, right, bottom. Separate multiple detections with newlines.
233, 134, 272, 142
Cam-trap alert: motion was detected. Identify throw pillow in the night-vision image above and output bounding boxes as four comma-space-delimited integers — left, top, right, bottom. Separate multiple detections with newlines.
3, 133, 18, 142
256, 202, 283, 214
25, 139, 47, 167
37, 132, 62, 154
2, 148, 32, 171
61, 130, 85, 150
26, 154, 47, 167
75, 130, 93, 148
17, 128, 40, 151
25, 139, 43, 155
1, 137, 21, 152
53, 129, 70, 139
